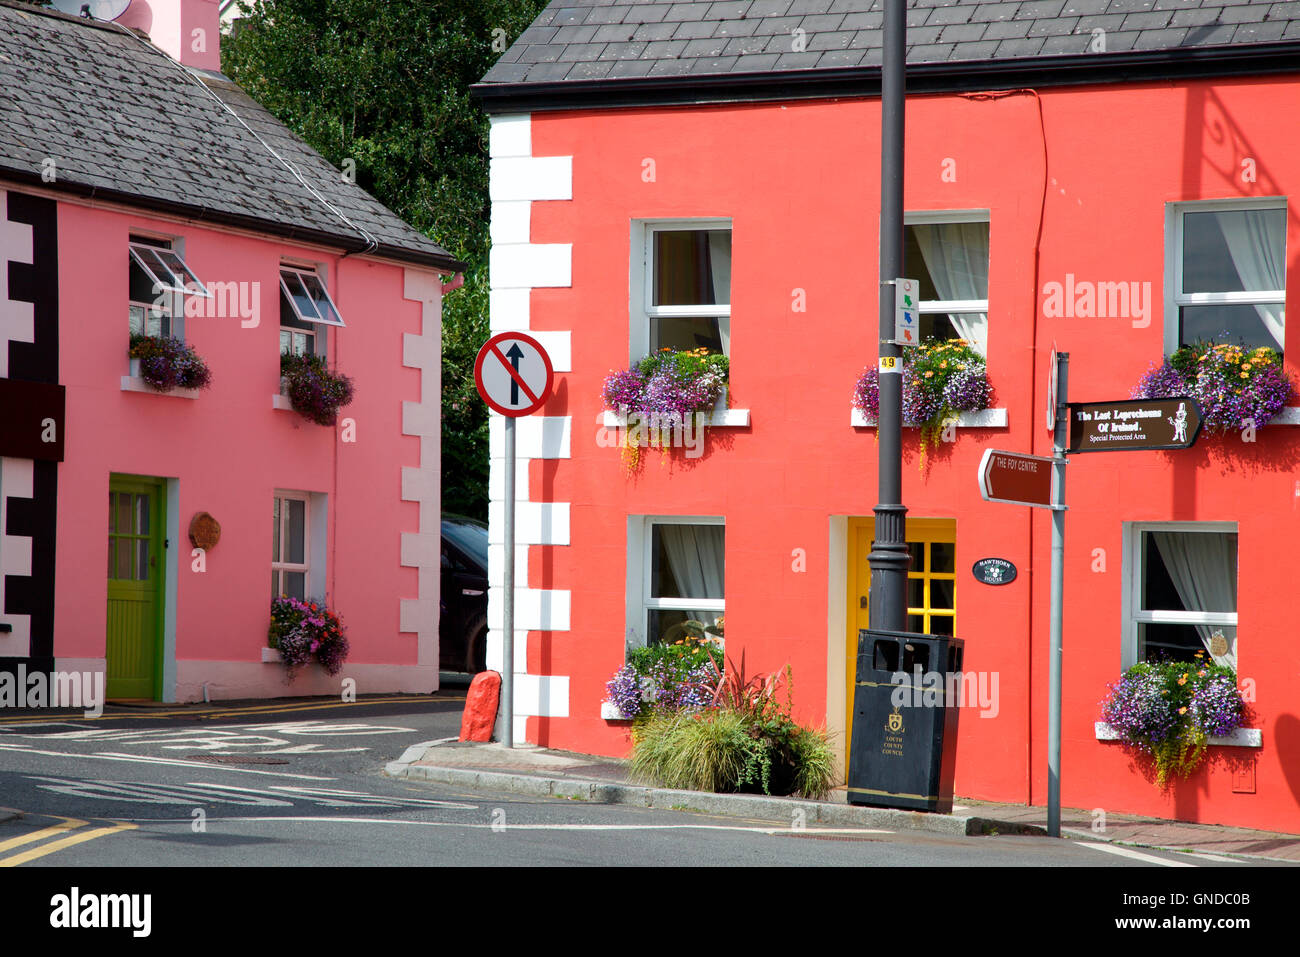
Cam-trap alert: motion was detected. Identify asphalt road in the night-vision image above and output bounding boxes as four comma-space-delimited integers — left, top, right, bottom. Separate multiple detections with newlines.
0, 694, 1273, 868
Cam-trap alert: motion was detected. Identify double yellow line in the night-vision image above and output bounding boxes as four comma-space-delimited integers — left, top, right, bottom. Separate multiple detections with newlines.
0, 815, 135, 866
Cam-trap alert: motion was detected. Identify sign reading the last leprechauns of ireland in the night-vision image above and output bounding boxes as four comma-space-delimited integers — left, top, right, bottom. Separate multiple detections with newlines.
1067, 397, 1202, 453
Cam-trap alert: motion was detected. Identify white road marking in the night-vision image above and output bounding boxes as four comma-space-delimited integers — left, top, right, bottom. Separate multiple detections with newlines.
24, 777, 478, 811
112, 816, 893, 835
1076, 841, 1195, 867
0, 744, 332, 779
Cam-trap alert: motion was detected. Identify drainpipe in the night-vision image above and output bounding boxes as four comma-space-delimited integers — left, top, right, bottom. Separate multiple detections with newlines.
442, 272, 465, 294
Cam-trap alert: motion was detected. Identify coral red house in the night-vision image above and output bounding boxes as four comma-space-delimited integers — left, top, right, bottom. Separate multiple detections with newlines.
475, 0, 1300, 833
0, 0, 460, 703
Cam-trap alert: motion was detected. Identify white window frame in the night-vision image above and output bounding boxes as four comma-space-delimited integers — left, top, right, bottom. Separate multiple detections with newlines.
624, 515, 725, 652
272, 491, 312, 600
629, 219, 731, 365
904, 209, 991, 356
279, 263, 346, 328
128, 234, 209, 340
1163, 197, 1287, 356
1121, 520, 1238, 670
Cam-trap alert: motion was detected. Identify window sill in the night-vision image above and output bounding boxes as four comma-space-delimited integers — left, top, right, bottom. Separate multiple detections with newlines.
852, 407, 1008, 428
1095, 721, 1261, 748
600, 701, 632, 721
1272, 407, 1300, 425
600, 408, 750, 428
262, 647, 282, 663
121, 375, 200, 399
272, 393, 293, 411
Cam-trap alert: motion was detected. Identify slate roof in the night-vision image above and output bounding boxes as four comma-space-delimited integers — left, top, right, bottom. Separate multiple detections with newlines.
0, 2, 462, 272
481, 0, 1300, 86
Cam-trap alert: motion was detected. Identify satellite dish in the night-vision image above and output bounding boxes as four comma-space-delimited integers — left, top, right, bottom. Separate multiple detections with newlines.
48, 0, 133, 21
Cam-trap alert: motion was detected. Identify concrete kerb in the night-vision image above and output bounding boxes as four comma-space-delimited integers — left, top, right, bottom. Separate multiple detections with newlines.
384, 761, 1031, 837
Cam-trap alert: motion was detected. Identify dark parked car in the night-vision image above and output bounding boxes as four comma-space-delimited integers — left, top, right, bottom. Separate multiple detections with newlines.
441, 514, 489, 675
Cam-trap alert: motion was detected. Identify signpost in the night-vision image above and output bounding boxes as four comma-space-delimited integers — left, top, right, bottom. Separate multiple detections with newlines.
978, 351, 1205, 838
474, 331, 554, 749
893, 277, 920, 345
978, 449, 1055, 509
1068, 397, 1202, 453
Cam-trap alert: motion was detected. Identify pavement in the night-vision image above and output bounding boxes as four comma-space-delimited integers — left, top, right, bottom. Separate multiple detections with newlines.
386, 738, 1300, 864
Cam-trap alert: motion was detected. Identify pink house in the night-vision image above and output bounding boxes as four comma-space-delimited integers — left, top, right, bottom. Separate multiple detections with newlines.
0, 0, 462, 702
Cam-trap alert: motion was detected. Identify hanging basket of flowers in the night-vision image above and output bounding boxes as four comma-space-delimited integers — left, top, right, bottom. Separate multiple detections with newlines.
601, 347, 729, 470
129, 333, 212, 393
1133, 342, 1295, 432
853, 338, 991, 468
280, 351, 355, 426
1100, 654, 1248, 787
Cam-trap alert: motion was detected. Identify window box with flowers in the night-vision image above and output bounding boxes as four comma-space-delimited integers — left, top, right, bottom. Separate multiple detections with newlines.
1132, 341, 1298, 431
267, 596, 349, 679
600, 347, 744, 469
124, 333, 212, 397
1098, 654, 1252, 787
279, 351, 355, 426
852, 339, 998, 466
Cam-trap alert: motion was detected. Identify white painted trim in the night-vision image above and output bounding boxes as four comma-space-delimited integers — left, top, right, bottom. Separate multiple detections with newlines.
175, 660, 438, 702
487, 543, 529, 586
161, 478, 180, 703
486, 587, 571, 632
626, 515, 725, 653
486, 500, 569, 546
629, 218, 733, 367
512, 673, 570, 718
489, 156, 573, 202
1121, 521, 1238, 669
489, 243, 572, 289
1271, 407, 1300, 425
121, 376, 200, 398
487, 457, 530, 502
489, 289, 531, 331
490, 201, 532, 245
1095, 721, 1261, 748
601, 700, 629, 721
489, 114, 532, 159
485, 630, 528, 675
904, 208, 991, 225
852, 407, 1008, 428
600, 408, 750, 428
1164, 197, 1287, 355
489, 415, 571, 460
527, 330, 572, 372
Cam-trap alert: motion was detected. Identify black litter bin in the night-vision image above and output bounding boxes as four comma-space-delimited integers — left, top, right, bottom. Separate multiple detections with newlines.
847, 629, 964, 813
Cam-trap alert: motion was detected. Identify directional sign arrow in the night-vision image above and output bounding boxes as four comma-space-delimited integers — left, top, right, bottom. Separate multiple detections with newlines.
978, 448, 1056, 509
505, 343, 525, 405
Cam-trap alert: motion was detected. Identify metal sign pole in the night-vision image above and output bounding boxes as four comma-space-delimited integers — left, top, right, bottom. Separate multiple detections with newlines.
502, 415, 516, 749
1048, 351, 1069, 837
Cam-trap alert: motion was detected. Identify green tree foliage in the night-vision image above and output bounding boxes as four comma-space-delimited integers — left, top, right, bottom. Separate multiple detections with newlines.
222, 0, 545, 518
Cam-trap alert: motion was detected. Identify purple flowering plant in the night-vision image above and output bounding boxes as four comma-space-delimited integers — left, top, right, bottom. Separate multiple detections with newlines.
129, 333, 212, 392
1100, 652, 1246, 787
268, 596, 350, 679
853, 338, 991, 468
1133, 341, 1294, 432
281, 351, 355, 426
601, 348, 728, 470
605, 624, 724, 720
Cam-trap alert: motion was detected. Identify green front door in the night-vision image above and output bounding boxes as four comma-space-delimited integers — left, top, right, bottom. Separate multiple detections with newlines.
106, 476, 164, 700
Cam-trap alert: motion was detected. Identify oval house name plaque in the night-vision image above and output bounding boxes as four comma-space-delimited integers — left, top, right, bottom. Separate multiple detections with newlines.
972, 558, 1016, 585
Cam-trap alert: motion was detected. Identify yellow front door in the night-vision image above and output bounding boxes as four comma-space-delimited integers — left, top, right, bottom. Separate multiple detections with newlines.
845, 517, 956, 754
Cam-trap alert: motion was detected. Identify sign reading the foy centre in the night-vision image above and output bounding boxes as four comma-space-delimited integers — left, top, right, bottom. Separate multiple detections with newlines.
1067, 397, 1202, 453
